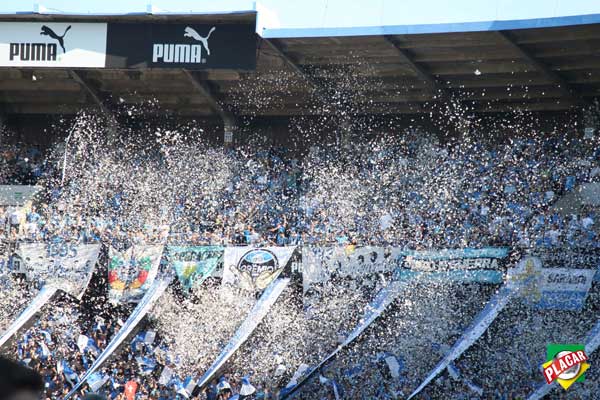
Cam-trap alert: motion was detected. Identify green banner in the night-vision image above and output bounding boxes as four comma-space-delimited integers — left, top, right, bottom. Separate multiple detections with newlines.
168, 246, 223, 291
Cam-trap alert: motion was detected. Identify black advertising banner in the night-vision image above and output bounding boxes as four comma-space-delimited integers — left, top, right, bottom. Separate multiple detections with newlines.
106, 23, 256, 70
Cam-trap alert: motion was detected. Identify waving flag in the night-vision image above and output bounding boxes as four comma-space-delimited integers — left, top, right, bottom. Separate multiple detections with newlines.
62, 360, 79, 386
169, 246, 222, 291
222, 246, 295, 291
136, 356, 157, 375
108, 245, 164, 303
159, 366, 173, 386
124, 380, 138, 400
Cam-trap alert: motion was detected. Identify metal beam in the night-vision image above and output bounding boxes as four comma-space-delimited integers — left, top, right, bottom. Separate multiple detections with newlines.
69, 70, 113, 116
264, 38, 340, 107
494, 31, 586, 105
384, 35, 441, 92
264, 39, 320, 88
182, 69, 236, 126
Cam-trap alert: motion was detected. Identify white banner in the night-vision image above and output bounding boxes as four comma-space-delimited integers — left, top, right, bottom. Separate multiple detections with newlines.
507, 256, 595, 310
0, 286, 58, 349
18, 242, 100, 298
0, 22, 107, 67
108, 245, 164, 303
408, 284, 516, 399
222, 246, 296, 291
302, 246, 402, 291
64, 277, 172, 399
0, 185, 41, 206
196, 277, 290, 390
539, 268, 595, 291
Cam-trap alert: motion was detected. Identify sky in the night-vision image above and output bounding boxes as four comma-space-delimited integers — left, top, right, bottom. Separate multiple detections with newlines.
0, 0, 599, 32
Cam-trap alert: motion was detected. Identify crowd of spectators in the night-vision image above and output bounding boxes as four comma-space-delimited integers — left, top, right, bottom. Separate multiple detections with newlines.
8, 297, 111, 399
0, 142, 44, 186
0, 126, 599, 399
7, 291, 266, 399
0, 131, 598, 253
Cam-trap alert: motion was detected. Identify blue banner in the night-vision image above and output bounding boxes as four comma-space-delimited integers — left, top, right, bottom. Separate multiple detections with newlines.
402, 247, 510, 260
396, 269, 503, 284
511, 256, 595, 311
400, 247, 509, 283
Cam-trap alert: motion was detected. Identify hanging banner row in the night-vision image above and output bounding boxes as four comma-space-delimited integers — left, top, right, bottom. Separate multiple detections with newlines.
0, 21, 256, 69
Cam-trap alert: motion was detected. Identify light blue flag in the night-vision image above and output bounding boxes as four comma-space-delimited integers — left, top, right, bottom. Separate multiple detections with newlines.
195, 278, 290, 391
169, 246, 223, 291
408, 284, 516, 399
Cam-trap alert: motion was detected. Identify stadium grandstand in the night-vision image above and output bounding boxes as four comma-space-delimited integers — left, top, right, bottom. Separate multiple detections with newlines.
0, 2, 599, 400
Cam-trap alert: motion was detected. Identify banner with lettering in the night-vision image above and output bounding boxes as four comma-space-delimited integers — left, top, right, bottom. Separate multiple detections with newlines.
509, 255, 596, 311
105, 22, 256, 70
399, 247, 510, 283
167, 246, 223, 292
222, 246, 296, 292
402, 247, 510, 270
108, 245, 164, 303
0, 23, 107, 68
18, 242, 100, 298
302, 246, 402, 292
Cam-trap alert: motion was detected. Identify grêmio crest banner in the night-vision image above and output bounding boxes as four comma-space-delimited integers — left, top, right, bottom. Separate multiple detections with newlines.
105, 22, 256, 70
222, 246, 296, 292
167, 246, 223, 291
108, 245, 163, 303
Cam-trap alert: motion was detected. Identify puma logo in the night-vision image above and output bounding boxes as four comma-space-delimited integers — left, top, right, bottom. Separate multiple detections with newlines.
152, 26, 216, 64
183, 26, 216, 55
40, 25, 71, 53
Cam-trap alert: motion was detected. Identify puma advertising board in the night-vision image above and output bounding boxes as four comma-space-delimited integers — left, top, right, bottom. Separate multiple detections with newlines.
0, 22, 107, 67
105, 23, 256, 69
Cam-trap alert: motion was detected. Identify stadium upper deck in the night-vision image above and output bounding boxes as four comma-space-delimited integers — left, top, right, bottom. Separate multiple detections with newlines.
0, 8, 598, 119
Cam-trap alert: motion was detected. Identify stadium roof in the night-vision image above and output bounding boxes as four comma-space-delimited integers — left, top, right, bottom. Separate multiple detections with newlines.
0, 10, 599, 118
